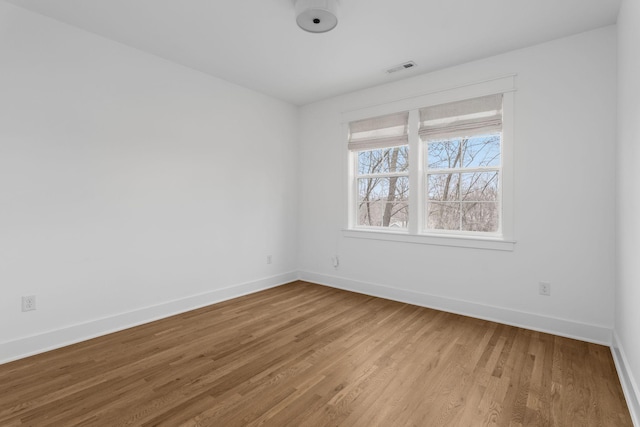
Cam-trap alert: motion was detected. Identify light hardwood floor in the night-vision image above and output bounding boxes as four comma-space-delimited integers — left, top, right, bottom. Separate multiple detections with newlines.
0, 281, 632, 426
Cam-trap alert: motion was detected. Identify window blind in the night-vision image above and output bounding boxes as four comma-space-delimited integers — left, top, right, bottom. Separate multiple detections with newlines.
419, 94, 503, 141
348, 111, 409, 151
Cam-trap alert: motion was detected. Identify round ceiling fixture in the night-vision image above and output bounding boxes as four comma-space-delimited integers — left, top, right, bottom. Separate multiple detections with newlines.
295, 0, 338, 33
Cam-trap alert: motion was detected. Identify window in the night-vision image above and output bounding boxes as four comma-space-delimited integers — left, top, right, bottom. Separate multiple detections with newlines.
344, 77, 515, 250
349, 112, 410, 228
421, 94, 503, 234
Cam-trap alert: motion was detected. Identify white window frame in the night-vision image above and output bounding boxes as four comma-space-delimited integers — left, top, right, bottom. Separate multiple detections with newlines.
342, 75, 516, 251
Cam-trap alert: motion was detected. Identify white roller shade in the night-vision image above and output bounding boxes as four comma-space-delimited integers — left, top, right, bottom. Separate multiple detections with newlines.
419, 94, 503, 141
348, 111, 409, 151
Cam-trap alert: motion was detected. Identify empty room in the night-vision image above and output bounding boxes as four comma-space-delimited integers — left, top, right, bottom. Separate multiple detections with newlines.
1, 0, 639, 425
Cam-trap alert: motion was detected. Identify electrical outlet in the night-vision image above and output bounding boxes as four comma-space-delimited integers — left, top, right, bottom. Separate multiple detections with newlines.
266, 255, 272, 264
22, 295, 36, 312
539, 282, 551, 296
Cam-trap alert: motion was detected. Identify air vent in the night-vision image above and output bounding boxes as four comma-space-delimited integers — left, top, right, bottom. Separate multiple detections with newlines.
386, 61, 417, 74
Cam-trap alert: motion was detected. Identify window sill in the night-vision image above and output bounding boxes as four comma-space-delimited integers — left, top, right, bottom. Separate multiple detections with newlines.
342, 229, 516, 251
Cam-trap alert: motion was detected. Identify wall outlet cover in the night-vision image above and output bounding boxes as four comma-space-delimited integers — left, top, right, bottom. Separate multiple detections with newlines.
539, 282, 551, 296
22, 295, 36, 311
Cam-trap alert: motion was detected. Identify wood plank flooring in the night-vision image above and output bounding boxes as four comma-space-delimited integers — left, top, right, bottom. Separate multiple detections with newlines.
0, 281, 632, 426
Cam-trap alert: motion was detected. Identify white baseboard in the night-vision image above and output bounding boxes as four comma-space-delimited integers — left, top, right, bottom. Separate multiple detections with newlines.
612, 331, 640, 427
0, 271, 299, 365
299, 271, 612, 346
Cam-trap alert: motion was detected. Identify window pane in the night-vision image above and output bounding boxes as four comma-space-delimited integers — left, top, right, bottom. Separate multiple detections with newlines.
460, 171, 499, 202
428, 135, 501, 170
359, 177, 409, 202
357, 176, 409, 227
427, 202, 460, 230
463, 134, 501, 168
358, 202, 409, 228
427, 139, 461, 169
358, 146, 408, 175
427, 173, 460, 202
462, 202, 499, 232
358, 177, 382, 202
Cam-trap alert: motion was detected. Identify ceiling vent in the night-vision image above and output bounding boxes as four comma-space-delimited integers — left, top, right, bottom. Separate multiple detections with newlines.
386, 61, 417, 74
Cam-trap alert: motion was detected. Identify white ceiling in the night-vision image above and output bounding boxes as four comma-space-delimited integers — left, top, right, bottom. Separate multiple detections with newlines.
4, 0, 621, 105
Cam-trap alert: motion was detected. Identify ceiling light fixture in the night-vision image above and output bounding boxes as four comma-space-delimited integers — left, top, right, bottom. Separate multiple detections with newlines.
295, 0, 338, 33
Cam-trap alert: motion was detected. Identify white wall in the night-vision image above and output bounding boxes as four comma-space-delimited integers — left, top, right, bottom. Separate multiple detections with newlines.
616, 0, 640, 422
0, 2, 298, 360
298, 26, 618, 344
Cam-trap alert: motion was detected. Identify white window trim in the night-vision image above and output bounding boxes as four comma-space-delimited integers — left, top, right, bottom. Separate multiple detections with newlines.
342, 75, 516, 251
342, 229, 516, 251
